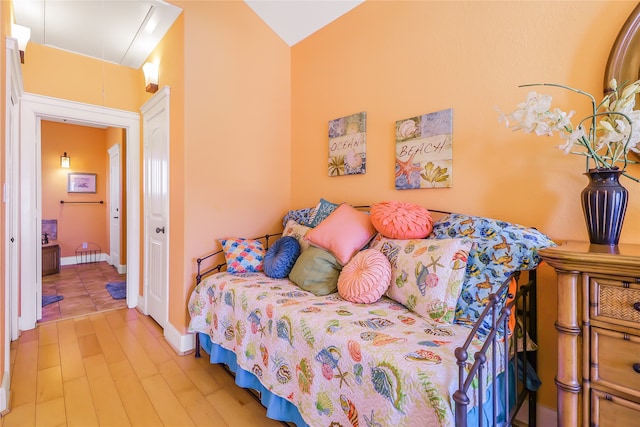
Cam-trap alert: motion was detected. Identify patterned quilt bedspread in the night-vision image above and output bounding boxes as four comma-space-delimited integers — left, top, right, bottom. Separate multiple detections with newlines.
188, 272, 505, 427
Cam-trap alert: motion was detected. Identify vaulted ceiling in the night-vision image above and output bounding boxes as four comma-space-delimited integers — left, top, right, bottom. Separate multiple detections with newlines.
12, 0, 364, 69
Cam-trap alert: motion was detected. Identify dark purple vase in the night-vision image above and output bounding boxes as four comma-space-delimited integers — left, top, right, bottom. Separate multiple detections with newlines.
581, 168, 628, 245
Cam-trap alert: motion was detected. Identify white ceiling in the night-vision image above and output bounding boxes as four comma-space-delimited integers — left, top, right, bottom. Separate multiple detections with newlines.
12, 0, 364, 70
245, 0, 364, 46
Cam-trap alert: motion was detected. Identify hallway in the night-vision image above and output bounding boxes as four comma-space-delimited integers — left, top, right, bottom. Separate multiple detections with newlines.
41, 262, 127, 323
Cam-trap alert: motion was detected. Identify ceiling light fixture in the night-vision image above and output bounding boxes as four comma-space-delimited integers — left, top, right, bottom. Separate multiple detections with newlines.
142, 62, 159, 93
60, 152, 70, 169
11, 24, 31, 64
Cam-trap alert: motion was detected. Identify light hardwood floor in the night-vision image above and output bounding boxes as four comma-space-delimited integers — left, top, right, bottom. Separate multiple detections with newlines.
1, 308, 282, 427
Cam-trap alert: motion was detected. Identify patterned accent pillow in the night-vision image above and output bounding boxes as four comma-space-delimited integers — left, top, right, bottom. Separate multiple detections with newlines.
282, 207, 315, 228
263, 236, 301, 279
338, 249, 392, 304
219, 238, 266, 274
282, 219, 312, 252
303, 198, 339, 227
369, 235, 472, 324
428, 213, 556, 330
370, 201, 433, 239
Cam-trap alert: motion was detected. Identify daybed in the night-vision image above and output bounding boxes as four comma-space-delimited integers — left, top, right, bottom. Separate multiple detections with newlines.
188, 201, 554, 426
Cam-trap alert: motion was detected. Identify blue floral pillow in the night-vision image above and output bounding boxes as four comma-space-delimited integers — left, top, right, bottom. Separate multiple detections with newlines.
428, 214, 556, 331
282, 207, 315, 228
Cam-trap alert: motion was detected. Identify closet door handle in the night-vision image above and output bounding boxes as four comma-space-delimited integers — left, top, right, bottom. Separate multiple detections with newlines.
633, 363, 640, 374
156, 227, 165, 234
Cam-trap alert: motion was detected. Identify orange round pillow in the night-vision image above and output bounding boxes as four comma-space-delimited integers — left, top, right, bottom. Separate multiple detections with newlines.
370, 201, 433, 239
338, 249, 391, 304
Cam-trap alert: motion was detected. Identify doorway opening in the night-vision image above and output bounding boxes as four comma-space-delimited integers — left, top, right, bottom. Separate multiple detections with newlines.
16, 93, 141, 332
38, 120, 128, 323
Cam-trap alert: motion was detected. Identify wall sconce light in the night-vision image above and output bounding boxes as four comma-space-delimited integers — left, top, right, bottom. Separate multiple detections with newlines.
142, 62, 159, 93
11, 24, 31, 64
60, 152, 70, 169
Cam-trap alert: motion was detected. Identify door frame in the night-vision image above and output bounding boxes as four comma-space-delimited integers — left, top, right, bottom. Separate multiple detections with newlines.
19, 93, 141, 330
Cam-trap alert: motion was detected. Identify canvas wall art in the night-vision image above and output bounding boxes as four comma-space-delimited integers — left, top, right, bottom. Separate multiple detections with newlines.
328, 111, 367, 176
395, 108, 453, 189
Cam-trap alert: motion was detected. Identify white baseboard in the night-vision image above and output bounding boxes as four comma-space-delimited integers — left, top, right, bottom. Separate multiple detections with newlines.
61, 252, 108, 266
516, 400, 557, 426
0, 370, 9, 415
164, 322, 195, 355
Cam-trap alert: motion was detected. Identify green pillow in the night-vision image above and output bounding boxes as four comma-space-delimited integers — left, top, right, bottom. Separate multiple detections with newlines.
289, 246, 342, 296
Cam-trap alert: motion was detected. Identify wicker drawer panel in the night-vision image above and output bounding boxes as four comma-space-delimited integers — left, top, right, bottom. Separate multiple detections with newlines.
591, 327, 640, 397
591, 277, 640, 327
591, 389, 640, 427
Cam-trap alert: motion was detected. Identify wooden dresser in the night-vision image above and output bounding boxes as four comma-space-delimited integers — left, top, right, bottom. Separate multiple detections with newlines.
540, 241, 640, 427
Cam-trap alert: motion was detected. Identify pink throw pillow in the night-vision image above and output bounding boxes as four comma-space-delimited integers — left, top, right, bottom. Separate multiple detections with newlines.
304, 204, 377, 266
338, 249, 391, 304
370, 201, 433, 239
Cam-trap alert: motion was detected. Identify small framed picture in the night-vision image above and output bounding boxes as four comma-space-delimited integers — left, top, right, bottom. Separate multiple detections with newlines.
68, 173, 97, 193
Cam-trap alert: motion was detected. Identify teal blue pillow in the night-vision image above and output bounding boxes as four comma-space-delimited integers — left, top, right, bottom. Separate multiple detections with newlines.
289, 246, 342, 296
263, 236, 301, 279
303, 198, 339, 227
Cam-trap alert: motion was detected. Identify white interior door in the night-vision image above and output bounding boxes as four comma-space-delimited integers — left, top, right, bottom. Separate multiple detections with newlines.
142, 87, 170, 328
108, 144, 121, 272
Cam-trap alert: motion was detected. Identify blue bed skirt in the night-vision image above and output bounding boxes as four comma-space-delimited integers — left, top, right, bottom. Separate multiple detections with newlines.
198, 333, 518, 426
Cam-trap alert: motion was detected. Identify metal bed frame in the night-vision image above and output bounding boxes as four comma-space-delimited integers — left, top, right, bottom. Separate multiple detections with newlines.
191, 222, 538, 427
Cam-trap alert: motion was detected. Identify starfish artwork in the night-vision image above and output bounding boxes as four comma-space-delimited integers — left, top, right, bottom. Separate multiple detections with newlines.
395, 152, 422, 183
394, 109, 453, 189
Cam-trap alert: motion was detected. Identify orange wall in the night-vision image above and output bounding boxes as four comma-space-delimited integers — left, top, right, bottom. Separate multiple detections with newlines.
41, 121, 109, 258
290, 0, 640, 411
21, 43, 143, 111
175, 0, 291, 331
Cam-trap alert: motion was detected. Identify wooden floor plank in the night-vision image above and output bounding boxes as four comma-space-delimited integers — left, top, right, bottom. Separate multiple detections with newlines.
36, 366, 64, 404
207, 388, 283, 427
10, 340, 38, 407
58, 332, 87, 382
176, 388, 228, 427
73, 316, 95, 338
56, 319, 78, 345
37, 323, 58, 347
37, 343, 60, 370
126, 318, 173, 366
140, 374, 195, 427
35, 397, 66, 427
89, 313, 127, 364
77, 333, 102, 358
110, 322, 159, 379
83, 354, 131, 427
0, 402, 35, 427
62, 377, 99, 427
108, 359, 164, 427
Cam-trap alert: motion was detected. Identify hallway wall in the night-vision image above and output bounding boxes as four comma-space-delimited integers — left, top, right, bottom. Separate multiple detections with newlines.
41, 121, 109, 259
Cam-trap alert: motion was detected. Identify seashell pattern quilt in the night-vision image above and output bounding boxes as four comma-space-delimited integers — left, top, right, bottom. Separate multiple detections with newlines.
188, 272, 506, 427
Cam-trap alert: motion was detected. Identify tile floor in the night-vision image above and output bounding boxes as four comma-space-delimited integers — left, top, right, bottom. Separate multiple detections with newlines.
40, 261, 127, 323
